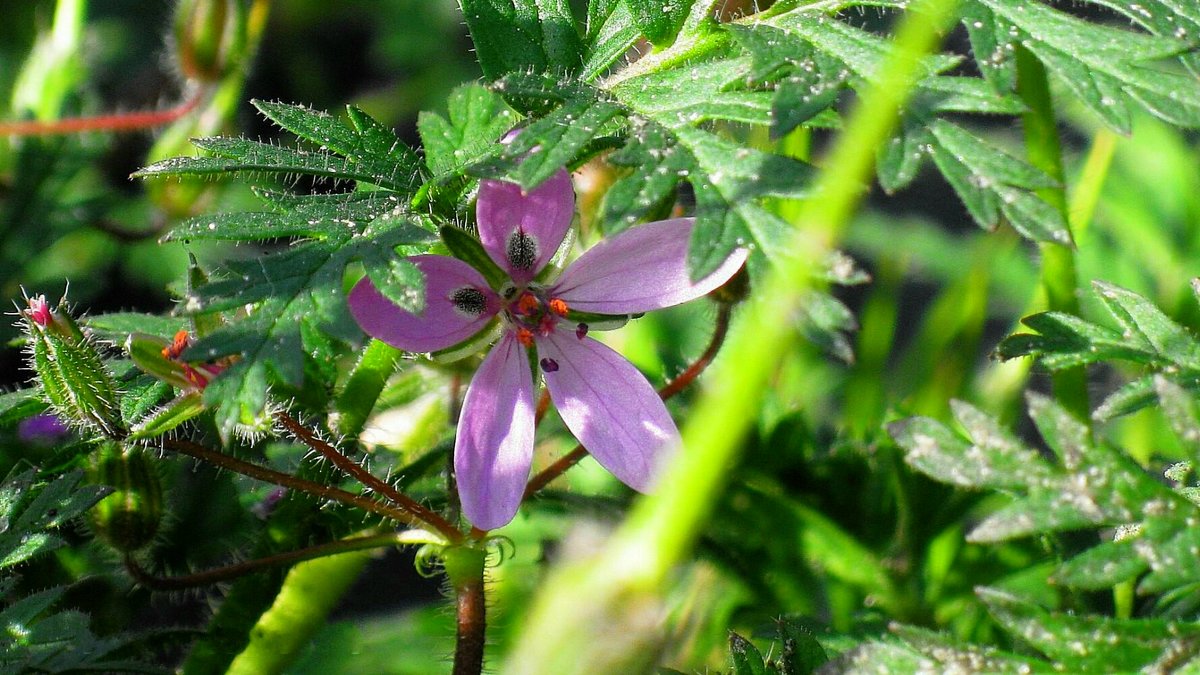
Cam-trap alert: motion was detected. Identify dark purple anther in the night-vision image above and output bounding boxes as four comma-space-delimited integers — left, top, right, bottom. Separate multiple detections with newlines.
576, 323, 588, 340
540, 357, 559, 373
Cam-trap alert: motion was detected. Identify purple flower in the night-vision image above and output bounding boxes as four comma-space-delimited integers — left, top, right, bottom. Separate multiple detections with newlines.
349, 169, 746, 529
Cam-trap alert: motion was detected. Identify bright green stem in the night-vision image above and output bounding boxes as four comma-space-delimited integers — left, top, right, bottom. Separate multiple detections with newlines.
225, 548, 374, 675
332, 338, 402, 440
1016, 45, 1089, 423
505, 2, 962, 671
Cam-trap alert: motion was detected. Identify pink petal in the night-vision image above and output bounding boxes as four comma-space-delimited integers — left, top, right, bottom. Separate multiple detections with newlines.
456, 332, 536, 530
349, 255, 499, 353
537, 328, 678, 492
550, 218, 748, 315
476, 169, 575, 283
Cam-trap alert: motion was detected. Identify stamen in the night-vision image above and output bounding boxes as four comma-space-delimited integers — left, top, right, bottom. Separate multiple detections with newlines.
516, 328, 535, 347
576, 323, 589, 340
516, 292, 540, 315
451, 287, 488, 316
540, 357, 559, 373
548, 298, 569, 316
506, 230, 538, 271
163, 329, 190, 359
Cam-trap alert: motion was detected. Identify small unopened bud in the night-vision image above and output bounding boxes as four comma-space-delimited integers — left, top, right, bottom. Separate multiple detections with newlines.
173, 0, 247, 83
24, 295, 125, 439
89, 443, 164, 553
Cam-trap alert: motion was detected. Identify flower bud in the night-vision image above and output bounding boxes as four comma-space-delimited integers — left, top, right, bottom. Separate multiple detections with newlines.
89, 443, 164, 553
173, 0, 247, 83
24, 295, 125, 439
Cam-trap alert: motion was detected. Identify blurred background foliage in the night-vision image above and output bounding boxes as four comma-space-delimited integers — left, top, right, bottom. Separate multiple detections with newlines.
1, 0, 1199, 673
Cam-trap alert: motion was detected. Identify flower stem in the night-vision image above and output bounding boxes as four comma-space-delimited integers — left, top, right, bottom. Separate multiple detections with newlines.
157, 437, 439, 532
0, 87, 205, 136
445, 546, 487, 675
523, 302, 734, 497
274, 411, 462, 542
1015, 44, 1089, 424
124, 531, 401, 590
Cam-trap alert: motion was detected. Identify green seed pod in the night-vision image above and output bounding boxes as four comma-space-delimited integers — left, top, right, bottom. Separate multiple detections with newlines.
24, 296, 126, 439
89, 443, 164, 553
173, 0, 247, 83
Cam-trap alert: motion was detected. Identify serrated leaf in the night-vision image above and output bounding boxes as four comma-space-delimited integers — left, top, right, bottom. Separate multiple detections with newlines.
581, 0, 641, 81
980, 0, 1200, 131
0, 469, 108, 571
418, 84, 518, 177
83, 313, 188, 343
626, 0, 695, 47
888, 625, 1050, 673
1155, 375, 1200, 459
979, 587, 1200, 672
1093, 281, 1200, 368
1052, 538, 1149, 589
460, 0, 583, 80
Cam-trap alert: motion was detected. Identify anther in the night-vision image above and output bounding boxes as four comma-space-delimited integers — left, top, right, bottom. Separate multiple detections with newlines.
516, 328, 535, 347
548, 298, 568, 316
162, 329, 190, 359
451, 287, 488, 316
516, 292, 540, 315
540, 357, 559, 373
506, 230, 538, 271
576, 323, 589, 340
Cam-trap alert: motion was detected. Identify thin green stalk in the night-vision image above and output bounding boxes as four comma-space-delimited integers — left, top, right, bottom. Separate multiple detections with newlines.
1016, 45, 1089, 423
505, 2, 962, 671
225, 546, 375, 675
332, 338, 402, 439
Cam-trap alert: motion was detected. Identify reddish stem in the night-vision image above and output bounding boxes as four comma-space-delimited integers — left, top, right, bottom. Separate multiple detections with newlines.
534, 389, 551, 426
522, 303, 734, 498
274, 411, 462, 543
124, 531, 401, 591
0, 89, 205, 136
452, 574, 487, 675
158, 437, 434, 532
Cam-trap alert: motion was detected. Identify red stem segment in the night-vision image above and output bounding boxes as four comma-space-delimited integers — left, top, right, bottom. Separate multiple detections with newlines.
124, 531, 401, 591
452, 571, 487, 675
158, 437, 436, 532
522, 303, 734, 498
0, 89, 205, 136
274, 412, 462, 542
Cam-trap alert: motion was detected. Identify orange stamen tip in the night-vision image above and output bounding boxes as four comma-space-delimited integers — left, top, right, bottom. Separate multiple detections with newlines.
516, 293, 539, 314
163, 329, 191, 360
516, 328, 535, 347
548, 298, 569, 316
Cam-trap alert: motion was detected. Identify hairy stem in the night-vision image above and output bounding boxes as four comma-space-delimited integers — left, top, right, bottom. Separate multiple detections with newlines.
124, 531, 401, 590
274, 411, 462, 542
522, 302, 734, 498
157, 437, 438, 532
446, 546, 488, 675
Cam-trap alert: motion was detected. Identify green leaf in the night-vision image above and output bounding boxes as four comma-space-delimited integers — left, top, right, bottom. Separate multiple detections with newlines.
926, 119, 1069, 243
1052, 538, 1148, 589
729, 632, 771, 675
979, 587, 1200, 672
83, 312, 189, 342
0, 390, 47, 428
417, 84, 518, 177
460, 0, 583, 79
581, 0, 641, 80
0, 469, 108, 571
979, 0, 1200, 131
136, 104, 423, 193
626, 0, 696, 47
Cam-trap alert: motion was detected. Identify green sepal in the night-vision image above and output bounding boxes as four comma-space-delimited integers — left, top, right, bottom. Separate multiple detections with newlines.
126, 333, 194, 391
130, 392, 206, 440
563, 310, 635, 332
441, 544, 487, 588
439, 225, 508, 289
431, 322, 502, 364
28, 312, 125, 439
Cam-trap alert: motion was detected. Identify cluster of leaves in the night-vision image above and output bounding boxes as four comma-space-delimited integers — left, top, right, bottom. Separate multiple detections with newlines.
861, 285, 1200, 671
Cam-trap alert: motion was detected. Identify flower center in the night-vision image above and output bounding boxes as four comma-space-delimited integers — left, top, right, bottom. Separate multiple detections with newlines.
501, 284, 569, 347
